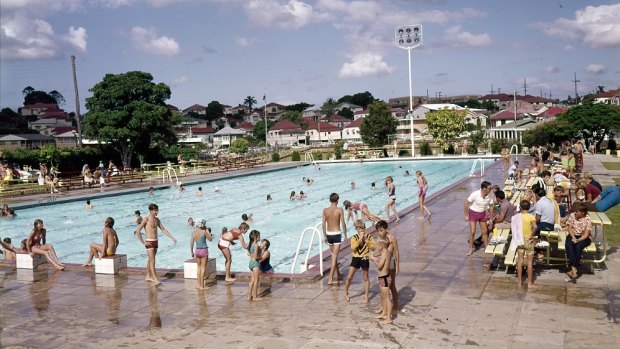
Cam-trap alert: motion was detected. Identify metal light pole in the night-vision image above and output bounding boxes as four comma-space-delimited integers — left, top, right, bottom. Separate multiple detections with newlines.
395, 25, 422, 157
263, 92, 268, 148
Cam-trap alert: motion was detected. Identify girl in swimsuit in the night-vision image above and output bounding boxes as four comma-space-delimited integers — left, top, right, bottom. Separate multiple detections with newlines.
343, 200, 382, 223
384, 176, 399, 223
26, 219, 65, 270
218, 222, 249, 282
247, 230, 263, 301
416, 170, 432, 219
190, 219, 213, 290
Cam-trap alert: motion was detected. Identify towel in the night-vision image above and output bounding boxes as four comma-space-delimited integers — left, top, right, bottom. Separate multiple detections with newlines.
509, 213, 524, 253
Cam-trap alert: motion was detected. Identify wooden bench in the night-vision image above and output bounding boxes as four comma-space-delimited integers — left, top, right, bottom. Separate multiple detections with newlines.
107, 172, 148, 185
95, 254, 127, 274
58, 176, 87, 190
183, 257, 217, 279
485, 228, 510, 256
16, 252, 46, 269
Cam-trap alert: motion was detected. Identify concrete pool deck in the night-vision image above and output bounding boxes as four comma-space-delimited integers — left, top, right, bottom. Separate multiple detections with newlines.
1, 155, 619, 348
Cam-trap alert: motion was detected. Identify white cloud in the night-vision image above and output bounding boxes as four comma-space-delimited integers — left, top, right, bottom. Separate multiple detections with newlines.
563, 44, 574, 50
586, 64, 606, 74
531, 4, 620, 48
442, 26, 491, 48
338, 53, 394, 79
234, 37, 257, 48
244, 0, 330, 29
130, 26, 180, 56
0, 12, 87, 61
544, 65, 559, 74
171, 75, 190, 86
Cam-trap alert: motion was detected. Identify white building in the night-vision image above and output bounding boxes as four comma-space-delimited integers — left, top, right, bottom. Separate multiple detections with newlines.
267, 119, 306, 146
212, 126, 245, 149
342, 117, 363, 144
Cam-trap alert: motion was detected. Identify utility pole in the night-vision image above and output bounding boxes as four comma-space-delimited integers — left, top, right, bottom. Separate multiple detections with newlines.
71, 55, 83, 147
523, 78, 528, 96
489, 84, 495, 95
573, 72, 581, 103
497, 88, 501, 94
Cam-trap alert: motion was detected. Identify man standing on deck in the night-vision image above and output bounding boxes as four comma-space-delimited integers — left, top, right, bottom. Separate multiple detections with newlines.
322, 193, 347, 285
464, 181, 492, 256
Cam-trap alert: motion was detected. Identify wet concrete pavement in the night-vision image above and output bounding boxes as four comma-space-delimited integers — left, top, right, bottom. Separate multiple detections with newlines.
1, 156, 619, 348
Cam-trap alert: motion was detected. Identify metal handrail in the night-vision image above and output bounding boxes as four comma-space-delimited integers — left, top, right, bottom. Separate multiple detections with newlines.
291, 222, 323, 275
509, 144, 519, 156
469, 158, 484, 177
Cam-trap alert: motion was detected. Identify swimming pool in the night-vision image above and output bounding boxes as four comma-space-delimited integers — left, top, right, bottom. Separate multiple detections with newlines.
1, 159, 490, 273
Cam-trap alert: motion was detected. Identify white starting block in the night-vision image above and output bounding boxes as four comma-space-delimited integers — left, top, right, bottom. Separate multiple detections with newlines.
16, 253, 46, 269
95, 254, 127, 274
184, 258, 216, 279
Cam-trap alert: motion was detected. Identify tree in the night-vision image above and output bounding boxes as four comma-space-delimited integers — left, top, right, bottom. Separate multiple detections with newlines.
278, 110, 302, 125
557, 102, 620, 151
425, 108, 467, 151
285, 102, 311, 112
244, 96, 257, 112
359, 101, 397, 147
319, 97, 337, 121
23, 90, 57, 105
337, 107, 354, 120
252, 119, 275, 145
22, 86, 35, 96
338, 91, 376, 109
205, 100, 224, 119
522, 119, 573, 148
230, 138, 249, 154
49, 90, 66, 106
82, 71, 177, 169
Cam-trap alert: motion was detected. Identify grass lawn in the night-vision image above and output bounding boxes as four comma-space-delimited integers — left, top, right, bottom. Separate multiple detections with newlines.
602, 162, 620, 171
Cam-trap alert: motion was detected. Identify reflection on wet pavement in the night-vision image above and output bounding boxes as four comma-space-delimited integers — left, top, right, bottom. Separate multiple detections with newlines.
1, 157, 619, 348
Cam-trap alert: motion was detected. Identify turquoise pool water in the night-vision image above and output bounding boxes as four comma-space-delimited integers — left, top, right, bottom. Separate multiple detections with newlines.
1, 159, 490, 273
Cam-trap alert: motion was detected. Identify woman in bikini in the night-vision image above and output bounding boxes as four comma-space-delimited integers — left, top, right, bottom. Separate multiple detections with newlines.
384, 176, 399, 223
26, 219, 65, 270
218, 222, 250, 282
247, 230, 262, 301
190, 219, 213, 290
416, 170, 432, 220
343, 200, 382, 223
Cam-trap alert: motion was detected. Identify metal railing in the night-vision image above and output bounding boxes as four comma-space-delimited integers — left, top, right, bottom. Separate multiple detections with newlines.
469, 158, 485, 177
290, 222, 324, 275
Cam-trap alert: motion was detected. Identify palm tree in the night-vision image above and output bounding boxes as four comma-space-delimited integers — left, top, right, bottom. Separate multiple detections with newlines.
244, 96, 257, 112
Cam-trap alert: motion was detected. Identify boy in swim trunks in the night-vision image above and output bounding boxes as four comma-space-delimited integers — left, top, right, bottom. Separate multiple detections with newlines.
344, 219, 375, 303
136, 204, 177, 285
135, 210, 143, 225
376, 220, 400, 315
322, 192, 347, 285
370, 237, 392, 325
83, 217, 119, 267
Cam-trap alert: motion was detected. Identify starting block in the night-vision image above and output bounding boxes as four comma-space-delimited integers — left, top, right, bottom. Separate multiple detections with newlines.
95, 254, 127, 274
184, 258, 217, 279
16, 253, 46, 269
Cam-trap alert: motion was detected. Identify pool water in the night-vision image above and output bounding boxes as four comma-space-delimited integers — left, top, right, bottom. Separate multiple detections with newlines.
1, 159, 489, 273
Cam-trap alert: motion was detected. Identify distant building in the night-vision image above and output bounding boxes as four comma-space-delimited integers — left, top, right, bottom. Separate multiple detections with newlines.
267, 119, 306, 146
342, 117, 364, 144
0, 134, 56, 150
322, 114, 351, 129
28, 118, 73, 136
305, 120, 341, 145
488, 118, 539, 144
594, 89, 619, 106
182, 104, 207, 115
212, 126, 245, 149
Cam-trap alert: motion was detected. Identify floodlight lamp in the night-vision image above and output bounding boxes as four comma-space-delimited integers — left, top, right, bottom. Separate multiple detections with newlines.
413, 26, 419, 33
398, 29, 404, 34
406, 38, 411, 43
406, 28, 411, 33
399, 39, 404, 44
414, 38, 419, 43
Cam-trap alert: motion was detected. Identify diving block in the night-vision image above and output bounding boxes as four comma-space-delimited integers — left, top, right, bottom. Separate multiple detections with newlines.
95, 254, 127, 274
16, 252, 46, 269
184, 258, 217, 279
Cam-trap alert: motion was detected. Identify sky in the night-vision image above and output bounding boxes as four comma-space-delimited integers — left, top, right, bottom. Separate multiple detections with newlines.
1, 0, 619, 113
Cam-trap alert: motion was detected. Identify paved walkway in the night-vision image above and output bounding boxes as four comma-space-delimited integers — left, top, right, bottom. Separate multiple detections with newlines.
1, 157, 619, 348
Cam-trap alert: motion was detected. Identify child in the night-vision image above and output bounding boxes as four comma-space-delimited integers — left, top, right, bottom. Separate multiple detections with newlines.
218, 222, 250, 282
190, 219, 212, 290
135, 204, 177, 285
85, 200, 93, 210
196, 187, 204, 197
83, 217, 119, 267
299, 191, 307, 199
322, 193, 347, 285
376, 220, 400, 314
0, 237, 23, 260
247, 230, 262, 301
259, 239, 274, 273
343, 200, 382, 223
351, 181, 356, 189
266, 194, 272, 201
135, 210, 143, 225
242, 213, 254, 223
371, 182, 376, 190
290, 191, 297, 200
385, 176, 399, 223
370, 237, 392, 325
416, 170, 431, 220
509, 200, 538, 289
344, 220, 375, 303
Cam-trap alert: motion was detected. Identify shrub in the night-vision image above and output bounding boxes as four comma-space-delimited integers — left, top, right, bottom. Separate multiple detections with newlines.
271, 152, 280, 162
291, 151, 301, 161
467, 144, 478, 154
607, 139, 617, 151
419, 142, 432, 156
312, 151, 323, 160
445, 144, 456, 154
334, 140, 344, 160
399, 149, 410, 156
491, 139, 506, 154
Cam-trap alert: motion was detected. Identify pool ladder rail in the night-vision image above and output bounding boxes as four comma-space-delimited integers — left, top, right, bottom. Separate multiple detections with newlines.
291, 222, 324, 276
469, 158, 485, 177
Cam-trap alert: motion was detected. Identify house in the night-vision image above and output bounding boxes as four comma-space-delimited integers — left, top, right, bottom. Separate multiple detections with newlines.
535, 106, 566, 120
302, 105, 321, 118
489, 110, 528, 128
479, 93, 558, 110
236, 122, 254, 136
305, 121, 341, 145
167, 104, 180, 112
255, 102, 286, 120
267, 119, 306, 146
230, 104, 250, 115
594, 89, 620, 106
20, 103, 59, 117
334, 102, 363, 113
28, 118, 73, 136
396, 103, 485, 141
244, 111, 264, 125
323, 114, 352, 129
0, 134, 56, 150
353, 109, 368, 120
183, 104, 207, 115
189, 127, 215, 144
342, 117, 364, 144
478, 93, 514, 109
212, 126, 246, 149
54, 131, 80, 148
221, 104, 233, 115
488, 118, 539, 144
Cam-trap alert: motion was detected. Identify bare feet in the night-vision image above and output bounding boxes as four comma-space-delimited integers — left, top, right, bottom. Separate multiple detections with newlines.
146, 277, 155, 282
375, 308, 383, 314
82, 263, 92, 267
248, 295, 253, 301
253, 297, 263, 301
374, 314, 387, 319
361, 298, 368, 305
225, 277, 236, 282
467, 249, 473, 256
395, 218, 400, 223
153, 279, 162, 286
379, 319, 393, 325
527, 284, 539, 289
344, 293, 350, 302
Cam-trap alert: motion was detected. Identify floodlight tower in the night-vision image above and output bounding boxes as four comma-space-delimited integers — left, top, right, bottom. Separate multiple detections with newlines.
395, 24, 422, 157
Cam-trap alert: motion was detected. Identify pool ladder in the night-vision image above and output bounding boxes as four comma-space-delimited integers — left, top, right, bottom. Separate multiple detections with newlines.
469, 158, 485, 177
291, 222, 324, 275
